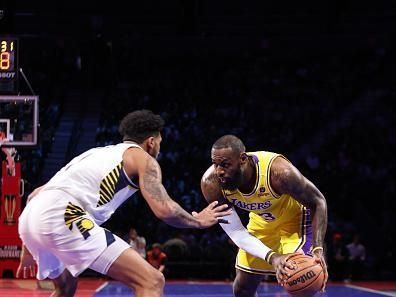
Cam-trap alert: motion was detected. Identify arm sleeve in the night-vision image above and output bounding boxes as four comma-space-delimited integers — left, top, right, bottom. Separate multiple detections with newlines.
220, 207, 275, 263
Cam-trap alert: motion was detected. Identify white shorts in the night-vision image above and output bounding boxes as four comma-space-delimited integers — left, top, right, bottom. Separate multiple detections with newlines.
18, 189, 130, 280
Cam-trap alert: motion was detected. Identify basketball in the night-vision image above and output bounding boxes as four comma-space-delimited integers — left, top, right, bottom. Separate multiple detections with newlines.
283, 254, 324, 297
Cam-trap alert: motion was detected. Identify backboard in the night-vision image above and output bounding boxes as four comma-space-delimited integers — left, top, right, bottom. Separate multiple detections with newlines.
0, 95, 39, 147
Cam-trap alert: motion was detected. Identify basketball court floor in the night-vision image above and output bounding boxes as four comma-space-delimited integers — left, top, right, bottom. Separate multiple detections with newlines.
1, 279, 395, 297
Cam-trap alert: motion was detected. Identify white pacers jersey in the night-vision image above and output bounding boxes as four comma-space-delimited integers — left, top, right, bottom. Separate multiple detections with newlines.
42, 142, 140, 225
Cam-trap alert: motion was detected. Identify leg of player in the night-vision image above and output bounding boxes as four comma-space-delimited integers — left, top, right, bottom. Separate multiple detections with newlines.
107, 248, 165, 297
233, 269, 263, 297
50, 269, 78, 297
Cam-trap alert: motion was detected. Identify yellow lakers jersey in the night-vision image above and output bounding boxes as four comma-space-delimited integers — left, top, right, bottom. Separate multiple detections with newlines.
222, 151, 302, 223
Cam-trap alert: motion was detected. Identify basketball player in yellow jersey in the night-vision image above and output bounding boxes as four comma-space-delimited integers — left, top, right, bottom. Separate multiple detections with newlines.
200, 135, 328, 297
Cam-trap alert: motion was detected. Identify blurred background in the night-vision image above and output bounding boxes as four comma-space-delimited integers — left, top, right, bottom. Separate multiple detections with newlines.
0, 0, 394, 281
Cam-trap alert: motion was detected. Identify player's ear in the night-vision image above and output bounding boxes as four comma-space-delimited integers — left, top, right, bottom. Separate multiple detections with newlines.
240, 152, 248, 164
147, 136, 155, 148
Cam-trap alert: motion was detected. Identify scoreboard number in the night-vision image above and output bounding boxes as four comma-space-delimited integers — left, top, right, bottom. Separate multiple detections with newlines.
0, 37, 18, 80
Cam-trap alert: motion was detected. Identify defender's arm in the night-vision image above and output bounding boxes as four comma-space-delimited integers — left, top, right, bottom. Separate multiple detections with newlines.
125, 149, 230, 229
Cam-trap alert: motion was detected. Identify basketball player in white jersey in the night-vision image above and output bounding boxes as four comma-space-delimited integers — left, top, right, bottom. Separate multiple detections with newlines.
17, 110, 231, 297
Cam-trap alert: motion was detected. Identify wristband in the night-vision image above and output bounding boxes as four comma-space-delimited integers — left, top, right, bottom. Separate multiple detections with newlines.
266, 251, 276, 264
312, 246, 323, 253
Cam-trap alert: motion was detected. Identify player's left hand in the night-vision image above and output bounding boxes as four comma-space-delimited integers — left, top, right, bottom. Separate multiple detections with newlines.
312, 248, 328, 292
192, 201, 232, 228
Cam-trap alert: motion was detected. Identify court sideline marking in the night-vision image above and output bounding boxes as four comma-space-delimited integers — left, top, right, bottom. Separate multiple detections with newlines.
346, 284, 396, 297
95, 281, 109, 292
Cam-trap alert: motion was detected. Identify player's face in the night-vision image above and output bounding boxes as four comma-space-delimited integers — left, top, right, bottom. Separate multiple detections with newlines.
211, 147, 243, 191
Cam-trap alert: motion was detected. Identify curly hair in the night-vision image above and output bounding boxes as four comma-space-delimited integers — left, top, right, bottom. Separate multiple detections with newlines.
119, 110, 165, 143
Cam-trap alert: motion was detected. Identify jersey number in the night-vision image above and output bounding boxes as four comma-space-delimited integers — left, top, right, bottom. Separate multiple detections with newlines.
260, 212, 276, 221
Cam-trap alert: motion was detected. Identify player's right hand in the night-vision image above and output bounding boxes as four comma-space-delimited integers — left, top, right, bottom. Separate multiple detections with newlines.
16, 252, 36, 279
270, 252, 302, 285
191, 201, 232, 228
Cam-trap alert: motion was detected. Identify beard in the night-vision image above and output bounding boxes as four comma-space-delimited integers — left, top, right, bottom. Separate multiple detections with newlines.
220, 168, 243, 191
149, 147, 160, 159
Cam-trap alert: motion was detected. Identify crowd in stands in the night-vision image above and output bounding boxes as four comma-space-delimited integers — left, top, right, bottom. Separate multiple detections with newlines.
12, 31, 394, 280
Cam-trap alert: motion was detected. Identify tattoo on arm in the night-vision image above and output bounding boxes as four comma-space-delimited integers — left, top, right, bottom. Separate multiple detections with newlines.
170, 203, 196, 221
142, 157, 169, 203
272, 162, 323, 208
272, 160, 327, 247
142, 156, 200, 228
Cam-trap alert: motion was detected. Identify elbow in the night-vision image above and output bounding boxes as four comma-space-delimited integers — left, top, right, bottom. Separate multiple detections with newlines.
225, 230, 244, 248
232, 238, 243, 249
311, 195, 327, 216
226, 236, 240, 249
316, 196, 327, 211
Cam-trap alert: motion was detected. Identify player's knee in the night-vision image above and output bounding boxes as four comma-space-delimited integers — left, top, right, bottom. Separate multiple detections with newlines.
130, 269, 164, 292
148, 270, 165, 291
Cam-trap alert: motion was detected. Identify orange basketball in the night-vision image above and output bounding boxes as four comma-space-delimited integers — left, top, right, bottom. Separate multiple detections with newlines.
283, 254, 324, 297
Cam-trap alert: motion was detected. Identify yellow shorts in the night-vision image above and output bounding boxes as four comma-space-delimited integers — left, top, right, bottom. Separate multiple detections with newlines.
236, 206, 312, 275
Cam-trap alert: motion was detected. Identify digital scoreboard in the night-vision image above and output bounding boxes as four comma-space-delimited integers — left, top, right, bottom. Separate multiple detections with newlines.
0, 37, 18, 82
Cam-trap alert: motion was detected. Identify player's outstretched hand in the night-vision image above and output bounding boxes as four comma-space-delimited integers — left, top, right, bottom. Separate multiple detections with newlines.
16, 249, 36, 279
270, 252, 302, 285
192, 201, 232, 228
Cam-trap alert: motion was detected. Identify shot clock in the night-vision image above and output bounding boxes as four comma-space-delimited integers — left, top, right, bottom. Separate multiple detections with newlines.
0, 37, 18, 93
0, 37, 18, 79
